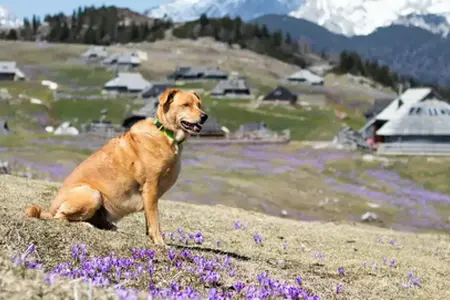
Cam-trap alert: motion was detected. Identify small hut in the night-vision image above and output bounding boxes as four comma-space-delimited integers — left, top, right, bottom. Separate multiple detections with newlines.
103, 72, 150, 94
262, 86, 297, 105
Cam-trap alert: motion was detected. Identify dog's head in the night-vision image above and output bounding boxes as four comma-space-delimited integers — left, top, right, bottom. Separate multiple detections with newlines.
156, 88, 208, 137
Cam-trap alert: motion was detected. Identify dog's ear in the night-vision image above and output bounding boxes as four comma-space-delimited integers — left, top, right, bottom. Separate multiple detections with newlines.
190, 91, 201, 100
159, 88, 180, 109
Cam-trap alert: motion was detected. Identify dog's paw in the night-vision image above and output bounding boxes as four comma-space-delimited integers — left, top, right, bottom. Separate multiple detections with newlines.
77, 222, 95, 229
152, 237, 167, 248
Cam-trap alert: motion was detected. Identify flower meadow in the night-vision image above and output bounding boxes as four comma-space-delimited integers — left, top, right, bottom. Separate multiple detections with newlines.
10, 228, 427, 300
2, 173, 446, 300
11, 229, 323, 300
2, 140, 450, 232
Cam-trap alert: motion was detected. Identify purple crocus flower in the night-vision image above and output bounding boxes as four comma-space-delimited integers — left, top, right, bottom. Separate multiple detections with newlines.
233, 221, 242, 230
336, 284, 344, 294
168, 248, 176, 261
233, 282, 245, 293
338, 267, 345, 276
253, 233, 263, 244
389, 259, 396, 268
194, 232, 204, 244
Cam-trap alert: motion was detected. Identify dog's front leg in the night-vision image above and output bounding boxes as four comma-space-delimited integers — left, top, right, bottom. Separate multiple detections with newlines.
142, 181, 165, 246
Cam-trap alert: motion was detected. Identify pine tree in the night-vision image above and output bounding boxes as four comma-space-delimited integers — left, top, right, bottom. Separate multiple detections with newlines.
83, 25, 97, 44
260, 25, 269, 38
6, 29, 18, 40
285, 33, 292, 44
199, 14, 209, 28
22, 18, 33, 40
60, 21, 70, 42
271, 30, 282, 47
130, 22, 140, 42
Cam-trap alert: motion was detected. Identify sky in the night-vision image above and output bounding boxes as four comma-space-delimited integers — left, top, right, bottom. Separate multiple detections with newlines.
2, 0, 170, 19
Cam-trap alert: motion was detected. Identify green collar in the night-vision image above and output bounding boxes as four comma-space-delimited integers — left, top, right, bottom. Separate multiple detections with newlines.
153, 117, 182, 145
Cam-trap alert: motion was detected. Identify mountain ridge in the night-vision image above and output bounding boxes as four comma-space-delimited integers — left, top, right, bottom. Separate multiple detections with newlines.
147, 0, 450, 37
251, 14, 450, 86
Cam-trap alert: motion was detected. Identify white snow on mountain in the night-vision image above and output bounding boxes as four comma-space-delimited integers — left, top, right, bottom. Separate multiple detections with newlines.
289, 0, 450, 36
148, 0, 450, 37
0, 6, 22, 28
147, 0, 302, 23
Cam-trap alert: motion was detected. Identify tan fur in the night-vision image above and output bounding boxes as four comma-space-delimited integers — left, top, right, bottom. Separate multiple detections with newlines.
24, 88, 207, 246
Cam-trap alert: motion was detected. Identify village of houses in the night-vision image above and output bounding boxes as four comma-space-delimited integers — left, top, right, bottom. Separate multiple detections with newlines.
2, 44, 450, 156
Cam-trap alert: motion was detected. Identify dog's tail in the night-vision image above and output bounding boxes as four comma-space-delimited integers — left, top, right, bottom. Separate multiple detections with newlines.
24, 205, 53, 219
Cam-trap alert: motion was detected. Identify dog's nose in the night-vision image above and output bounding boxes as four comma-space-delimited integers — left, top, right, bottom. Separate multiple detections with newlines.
200, 113, 208, 124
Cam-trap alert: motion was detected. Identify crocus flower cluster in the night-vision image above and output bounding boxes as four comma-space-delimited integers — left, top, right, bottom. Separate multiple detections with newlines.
401, 271, 421, 289
166, 228, 204, 245
13, 243, 320, 300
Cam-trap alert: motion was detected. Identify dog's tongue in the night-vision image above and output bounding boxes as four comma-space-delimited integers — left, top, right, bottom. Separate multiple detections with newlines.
193, 124, 202, 132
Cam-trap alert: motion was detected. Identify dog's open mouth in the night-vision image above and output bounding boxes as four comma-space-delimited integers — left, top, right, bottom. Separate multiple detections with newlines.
181, 120, 202, 133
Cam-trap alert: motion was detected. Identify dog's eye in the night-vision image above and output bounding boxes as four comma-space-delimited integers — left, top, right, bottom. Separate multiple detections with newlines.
183, 103, 190, 107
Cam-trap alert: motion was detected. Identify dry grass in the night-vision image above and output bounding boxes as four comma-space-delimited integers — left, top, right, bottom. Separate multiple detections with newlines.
0, 175, 449, 299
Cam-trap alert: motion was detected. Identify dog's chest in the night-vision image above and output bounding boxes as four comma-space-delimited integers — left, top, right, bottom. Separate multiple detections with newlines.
109, 183, 144, 220
158, 153, 181, 197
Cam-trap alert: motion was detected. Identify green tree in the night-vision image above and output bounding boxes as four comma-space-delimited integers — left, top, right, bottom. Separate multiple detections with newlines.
83, 25, 97, 44
6, 29, 18, 40
271, 30, 283, 47
285, 33, 292, 44
199, 14, 209, 28
260, 25, 269, 38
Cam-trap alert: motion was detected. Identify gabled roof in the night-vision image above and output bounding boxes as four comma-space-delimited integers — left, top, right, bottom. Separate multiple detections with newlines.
0, 120, 10, 135
0, 61, 16, 73
141, 82, 173, 98
117, 52, 140, 65
81, 46, 108, 58
132, 98, 159, 117
195, 117, 225, 135
287, 69, 323, 83
263, 86, 297, 101
376, 88, 438, 121
211, 77, 250, 94
104, 72, 150, 91
364, 98, 394, 118
169, 66, 228, 79
239, 122, 268, 132
103, 52, 140, 65
377, 99, 450, 136
0, 61, 25, 78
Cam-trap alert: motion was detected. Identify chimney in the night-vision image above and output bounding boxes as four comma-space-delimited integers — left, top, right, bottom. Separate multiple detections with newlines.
398, 83, 403, 96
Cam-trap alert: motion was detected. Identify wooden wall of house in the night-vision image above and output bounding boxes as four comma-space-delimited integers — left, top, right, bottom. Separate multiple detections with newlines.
383, 135, 450, 143
0, 73, 15, 81
378, 142, 450, 155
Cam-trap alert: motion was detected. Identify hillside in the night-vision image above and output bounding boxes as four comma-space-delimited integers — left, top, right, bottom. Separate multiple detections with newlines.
251, 14, 450, 86
0, 5, 409, 90
0, 175, 449, 299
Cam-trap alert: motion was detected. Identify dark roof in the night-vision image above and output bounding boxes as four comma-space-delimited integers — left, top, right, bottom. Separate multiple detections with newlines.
0, 120, 11, 135
193, 117, 225, 136
167, 66, 228, 80
210, 76, 250, 95
364, 98, 394, 119
263, 86, 297, 102
141, 82, 174, 99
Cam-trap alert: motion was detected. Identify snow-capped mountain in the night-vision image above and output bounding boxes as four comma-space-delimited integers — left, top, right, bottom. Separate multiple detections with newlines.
0, 6, 22, 28
289, 0, 450, 37
147, 0, 302, 23
148, 0, 450, 37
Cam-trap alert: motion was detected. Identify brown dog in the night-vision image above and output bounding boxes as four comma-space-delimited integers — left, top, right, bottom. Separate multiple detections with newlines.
25, 88, 208, 246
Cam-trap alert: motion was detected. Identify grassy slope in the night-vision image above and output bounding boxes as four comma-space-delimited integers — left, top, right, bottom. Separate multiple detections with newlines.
0, 175, 449, 299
